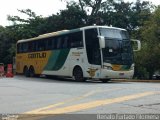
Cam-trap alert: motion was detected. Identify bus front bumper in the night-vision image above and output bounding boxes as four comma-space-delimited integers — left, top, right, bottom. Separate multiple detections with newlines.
100, 69, 134, 79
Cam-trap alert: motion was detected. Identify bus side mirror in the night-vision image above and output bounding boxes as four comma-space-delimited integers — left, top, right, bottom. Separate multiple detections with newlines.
131, 39, 141, 52
98, 36, 105, 49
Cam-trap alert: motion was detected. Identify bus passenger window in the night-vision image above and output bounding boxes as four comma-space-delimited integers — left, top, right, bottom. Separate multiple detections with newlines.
46, 38, 52, 50
57, 37, 62, 49
17, 44, 20, 53
28, 42, 32, 52
63, 36, 68, 48
38, 40, 46, 51
23, 43, 28, 53
52, 39, 56, 50
19, 43, 23, 53
70, 31, 83, 48
32, 42, 36, 52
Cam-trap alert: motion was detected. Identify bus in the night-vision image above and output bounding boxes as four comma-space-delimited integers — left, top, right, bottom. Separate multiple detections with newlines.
16, 25, 141, 82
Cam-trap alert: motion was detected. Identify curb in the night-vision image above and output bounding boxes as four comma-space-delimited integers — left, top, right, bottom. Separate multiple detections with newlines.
112, 79, 160, 83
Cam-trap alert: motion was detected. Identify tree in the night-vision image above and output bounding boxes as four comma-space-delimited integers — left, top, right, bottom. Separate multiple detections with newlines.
0, 9, 46, 64
57, 1, 87, 29
75, 0, 103, 16
0, 26, 15, 64
135, 6, 160, 79
0, 26, 5, 63
7, 9, 47, 39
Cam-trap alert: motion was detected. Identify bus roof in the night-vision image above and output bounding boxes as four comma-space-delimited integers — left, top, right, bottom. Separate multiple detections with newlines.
17, 25, 126, 43
80, 25, 126, 31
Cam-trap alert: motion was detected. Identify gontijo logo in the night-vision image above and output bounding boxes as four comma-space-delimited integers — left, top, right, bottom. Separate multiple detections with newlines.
28, 52, 46, 58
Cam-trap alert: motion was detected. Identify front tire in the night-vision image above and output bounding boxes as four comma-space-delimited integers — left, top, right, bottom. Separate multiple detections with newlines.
73, 67, 85, 82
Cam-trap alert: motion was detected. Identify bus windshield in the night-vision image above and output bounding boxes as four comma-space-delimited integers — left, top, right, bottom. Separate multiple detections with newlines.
99, 28, 133, 65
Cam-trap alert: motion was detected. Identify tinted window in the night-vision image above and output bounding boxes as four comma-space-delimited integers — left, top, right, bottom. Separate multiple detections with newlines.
37, 40, 46, 51
17, 44, 20, 53
85, 29, 101, 65
100, 28, 129, 40
57, 37, 62, 49
17, 31, 83, 53
63, 36, 69, 48
23, 43, 28, 53
69, 31, 83, 48
46, 38, 52, 50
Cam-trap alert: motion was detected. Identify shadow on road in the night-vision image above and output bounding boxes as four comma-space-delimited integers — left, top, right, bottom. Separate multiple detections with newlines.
14, 75, 131, 85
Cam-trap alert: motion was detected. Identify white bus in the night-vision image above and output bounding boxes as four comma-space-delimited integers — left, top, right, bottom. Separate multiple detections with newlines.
16, 25, 141, 82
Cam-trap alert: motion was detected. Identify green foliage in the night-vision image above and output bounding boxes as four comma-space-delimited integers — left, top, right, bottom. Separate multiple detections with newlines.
134, 6, 160, 79
57, 2, 87, 29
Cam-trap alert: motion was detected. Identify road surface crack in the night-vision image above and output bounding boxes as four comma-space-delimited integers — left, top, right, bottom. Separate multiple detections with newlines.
121, 103, 160, 112
137, 103, 160, 107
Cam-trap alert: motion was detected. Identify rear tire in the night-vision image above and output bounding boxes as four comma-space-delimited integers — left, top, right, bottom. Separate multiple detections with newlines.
23, 67, 29, 77
29, 67, 35, 77
73, 67, 85, 82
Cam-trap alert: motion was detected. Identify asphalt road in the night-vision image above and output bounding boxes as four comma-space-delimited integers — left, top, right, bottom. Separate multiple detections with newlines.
0, 76, 160, 120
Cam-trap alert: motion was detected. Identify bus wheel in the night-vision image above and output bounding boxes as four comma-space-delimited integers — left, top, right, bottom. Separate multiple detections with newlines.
29, 67, 35, 77
23, 67, 29, 77
73, 67, 85, 82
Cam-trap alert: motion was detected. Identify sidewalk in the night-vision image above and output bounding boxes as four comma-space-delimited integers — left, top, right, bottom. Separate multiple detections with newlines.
112, 79, 160, 83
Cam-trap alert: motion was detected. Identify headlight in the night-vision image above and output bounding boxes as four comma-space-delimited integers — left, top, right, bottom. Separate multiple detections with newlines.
103, 65, 112, 70
130, 64, 135, 70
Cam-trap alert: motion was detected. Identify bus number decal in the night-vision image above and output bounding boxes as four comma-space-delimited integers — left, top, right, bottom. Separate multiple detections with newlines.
72, 52, 83, 56
28, 53, 46, 59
